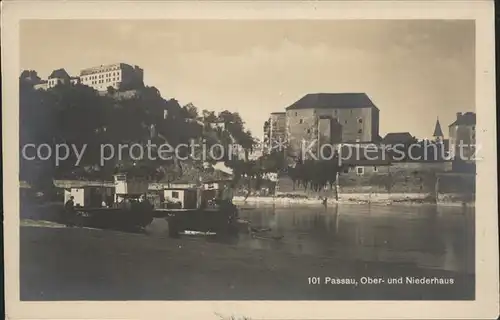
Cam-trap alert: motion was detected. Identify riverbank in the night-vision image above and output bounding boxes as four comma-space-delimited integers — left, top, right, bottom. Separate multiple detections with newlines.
233, 194, 475, 207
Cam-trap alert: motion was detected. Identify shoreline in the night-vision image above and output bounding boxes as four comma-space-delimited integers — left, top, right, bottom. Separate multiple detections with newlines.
233, 195, 475, 208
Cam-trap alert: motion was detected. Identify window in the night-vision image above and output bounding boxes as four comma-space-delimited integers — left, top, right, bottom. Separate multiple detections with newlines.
350, 110, 353, 115
307, 129, 311, 134
343, 168, 349, 173
344, 120, 348, 124
358, 129, 363, 134
358, 118, 363, 123
356, 167, 364, 175
299, 119, 303, 124
295, 112, 298, 116
373, 166, 378, 172
472, 126, 475, 131
171, 191, 179, 199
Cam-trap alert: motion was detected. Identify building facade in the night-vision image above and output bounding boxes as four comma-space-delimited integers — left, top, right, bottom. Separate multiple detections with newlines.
33, 81, 48, 90
263, 112, 287, 154
47, 68, 71, 89
448, 112, 476, 160
285, 93, 380, 158
79, 63, 144, 92
23, 63, 144, 92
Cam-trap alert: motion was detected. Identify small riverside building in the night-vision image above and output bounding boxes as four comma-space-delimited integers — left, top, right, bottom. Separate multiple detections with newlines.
64, 186, 115, 208
114, 173, 149, 203
164, 188, 199, 209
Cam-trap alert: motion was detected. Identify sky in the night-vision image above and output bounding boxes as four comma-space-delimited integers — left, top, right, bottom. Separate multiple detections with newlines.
20, 19, 475, 140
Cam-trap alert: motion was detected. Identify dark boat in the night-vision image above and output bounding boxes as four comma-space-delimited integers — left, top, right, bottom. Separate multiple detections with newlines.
154, 180, 239, 236
75, 201, 154, 231
65, 174, 154, 231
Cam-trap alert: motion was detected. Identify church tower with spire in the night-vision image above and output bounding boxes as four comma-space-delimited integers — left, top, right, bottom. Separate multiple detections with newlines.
433, 117, 444, 143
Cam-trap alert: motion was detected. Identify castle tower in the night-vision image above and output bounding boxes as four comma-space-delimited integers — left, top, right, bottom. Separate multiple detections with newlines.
433, 117, 444, 143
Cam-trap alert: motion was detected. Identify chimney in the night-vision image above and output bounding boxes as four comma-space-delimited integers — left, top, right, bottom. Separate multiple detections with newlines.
456, 112, 462, 120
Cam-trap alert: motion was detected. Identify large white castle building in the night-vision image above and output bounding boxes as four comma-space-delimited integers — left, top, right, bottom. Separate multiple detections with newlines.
79, 63, 144, 91
26, 62, 144, 92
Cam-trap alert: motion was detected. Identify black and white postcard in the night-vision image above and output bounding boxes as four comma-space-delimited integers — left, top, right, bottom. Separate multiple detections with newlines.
2, 1, 498, 319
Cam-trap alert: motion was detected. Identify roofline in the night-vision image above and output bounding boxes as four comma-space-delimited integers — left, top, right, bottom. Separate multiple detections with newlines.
79, 62, 136, 75
384, 132, 412, 135
285, 93, 379, 111
448, 121, 475, 127
168, 182, 197, 185
285, 105, 379, 111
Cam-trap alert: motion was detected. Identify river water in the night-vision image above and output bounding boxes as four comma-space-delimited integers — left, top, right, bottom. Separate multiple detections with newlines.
20, 203, 475, 300
224, 204, 474, 275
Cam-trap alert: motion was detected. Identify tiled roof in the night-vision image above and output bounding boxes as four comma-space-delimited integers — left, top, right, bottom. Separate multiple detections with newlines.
80, 63, 130, 76
433, 119, 444, 137
449, 112, 476, 127
286, 93, 377, 110
48, 68, 70, 79
382, 132, 414, 145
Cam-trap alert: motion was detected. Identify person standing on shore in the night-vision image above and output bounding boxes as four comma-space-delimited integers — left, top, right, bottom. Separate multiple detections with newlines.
63, 196, 76, 227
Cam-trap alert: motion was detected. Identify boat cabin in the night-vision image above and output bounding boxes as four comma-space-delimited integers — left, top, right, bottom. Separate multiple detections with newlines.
64, 186, 115, 208
164, 188, 199, 209
202, 180, 234, 203
114, 173, 149, 203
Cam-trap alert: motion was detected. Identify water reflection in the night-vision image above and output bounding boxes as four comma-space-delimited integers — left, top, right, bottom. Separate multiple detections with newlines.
229, 204, 474, 274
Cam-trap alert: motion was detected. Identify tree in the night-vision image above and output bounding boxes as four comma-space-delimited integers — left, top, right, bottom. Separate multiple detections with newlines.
19, 71, 261, 190
107, 86, 116, 95
202, 110, 217, 123
182, 103, 199, 119
281, 152, 343, 199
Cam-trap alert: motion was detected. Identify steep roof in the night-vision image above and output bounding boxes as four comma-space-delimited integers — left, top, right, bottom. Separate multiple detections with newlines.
382, 132, 414, 145
19, 70, 40, 81
449, 112, 476, 127
286, 93, 377, 111
48, 68, 70, 79
433, 119, 444, 137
